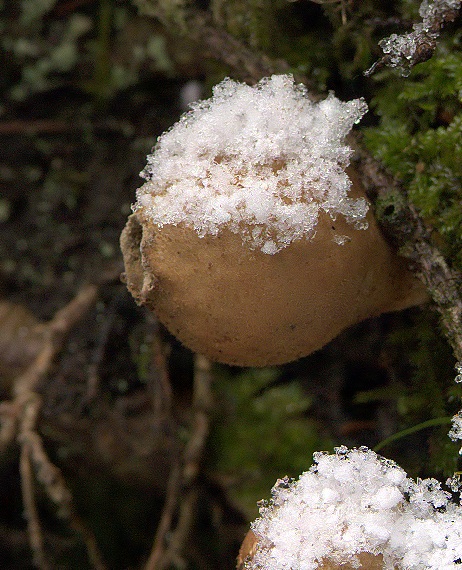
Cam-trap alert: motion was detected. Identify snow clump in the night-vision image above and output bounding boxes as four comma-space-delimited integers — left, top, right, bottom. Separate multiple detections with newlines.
135, 74, 368, 255
249, 446, 462, 569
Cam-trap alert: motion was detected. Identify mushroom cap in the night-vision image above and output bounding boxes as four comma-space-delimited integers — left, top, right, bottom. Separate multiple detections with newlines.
120, 176, 426, 367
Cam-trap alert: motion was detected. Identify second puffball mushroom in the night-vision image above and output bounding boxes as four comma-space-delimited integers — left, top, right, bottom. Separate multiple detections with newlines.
238, 447, 462, 569
121, 75, 426, 367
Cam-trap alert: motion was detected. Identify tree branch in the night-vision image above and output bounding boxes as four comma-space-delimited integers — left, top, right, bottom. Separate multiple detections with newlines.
133, 0, 317, 92
353, 143, 462, 363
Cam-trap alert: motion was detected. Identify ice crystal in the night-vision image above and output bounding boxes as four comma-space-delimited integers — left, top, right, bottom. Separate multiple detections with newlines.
375, 0, 461, 77
449, 413, 462, 442
455, 362, 462, 384
135, 75, 368, 254
249, 447, 462, 569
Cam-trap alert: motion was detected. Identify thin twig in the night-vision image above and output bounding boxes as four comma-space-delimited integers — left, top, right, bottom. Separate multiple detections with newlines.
23, 415, 107, 569
144, 462, 182, 570
86, 292, 122, 402
183, 355, 213, 484
0, 400, 19, 447
20, 438, 50, 570
0, 284, 108, 569
365, 0, 461, 76
68, 514, 108, 570
144, 354, 214, 570
162, 487, 200, 569
0, 119, 135, 136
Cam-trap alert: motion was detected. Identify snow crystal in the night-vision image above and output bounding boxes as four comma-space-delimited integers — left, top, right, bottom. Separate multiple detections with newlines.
449, 411, 462, 453
455, 362, 462, 384
249, 447, 462, 569
450, 365, 462, 453
134, 74, 368, 254
376, 0, 461, 77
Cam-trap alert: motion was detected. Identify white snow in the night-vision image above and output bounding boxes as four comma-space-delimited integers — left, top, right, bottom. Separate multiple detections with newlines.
455, 362, 462, 384
449, 412, 462, 456
248, 447, 462, 569
134, 74, 369, 254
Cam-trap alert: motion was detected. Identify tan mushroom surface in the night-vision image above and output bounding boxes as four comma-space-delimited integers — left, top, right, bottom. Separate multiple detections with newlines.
121, 184, 425, 367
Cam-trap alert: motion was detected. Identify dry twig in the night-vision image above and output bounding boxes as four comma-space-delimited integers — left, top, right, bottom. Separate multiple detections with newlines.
0, 284, 108, 569
144, 354, 213, 570
20, 426, 50, 570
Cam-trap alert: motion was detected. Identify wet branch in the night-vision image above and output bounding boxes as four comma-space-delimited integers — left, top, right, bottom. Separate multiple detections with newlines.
354, 145, 462, 363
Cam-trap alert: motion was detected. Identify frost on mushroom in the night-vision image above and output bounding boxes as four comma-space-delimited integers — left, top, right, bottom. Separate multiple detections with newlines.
246, 447, 462, 570
134, 74, 369, 255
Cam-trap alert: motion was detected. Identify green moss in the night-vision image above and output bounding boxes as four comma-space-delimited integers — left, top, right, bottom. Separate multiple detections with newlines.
356, 311, 462, 478
208, 368, 332, 518
364, 41, 462, 269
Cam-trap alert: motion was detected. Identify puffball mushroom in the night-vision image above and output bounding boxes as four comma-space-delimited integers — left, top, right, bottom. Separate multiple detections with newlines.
120, 75, 426, 367
237, 447, 462, 570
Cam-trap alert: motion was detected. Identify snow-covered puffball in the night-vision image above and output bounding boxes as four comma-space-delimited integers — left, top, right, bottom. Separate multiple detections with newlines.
136, 75, 369, 255
120, 75, 426, 366
239, 447, 462, 570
